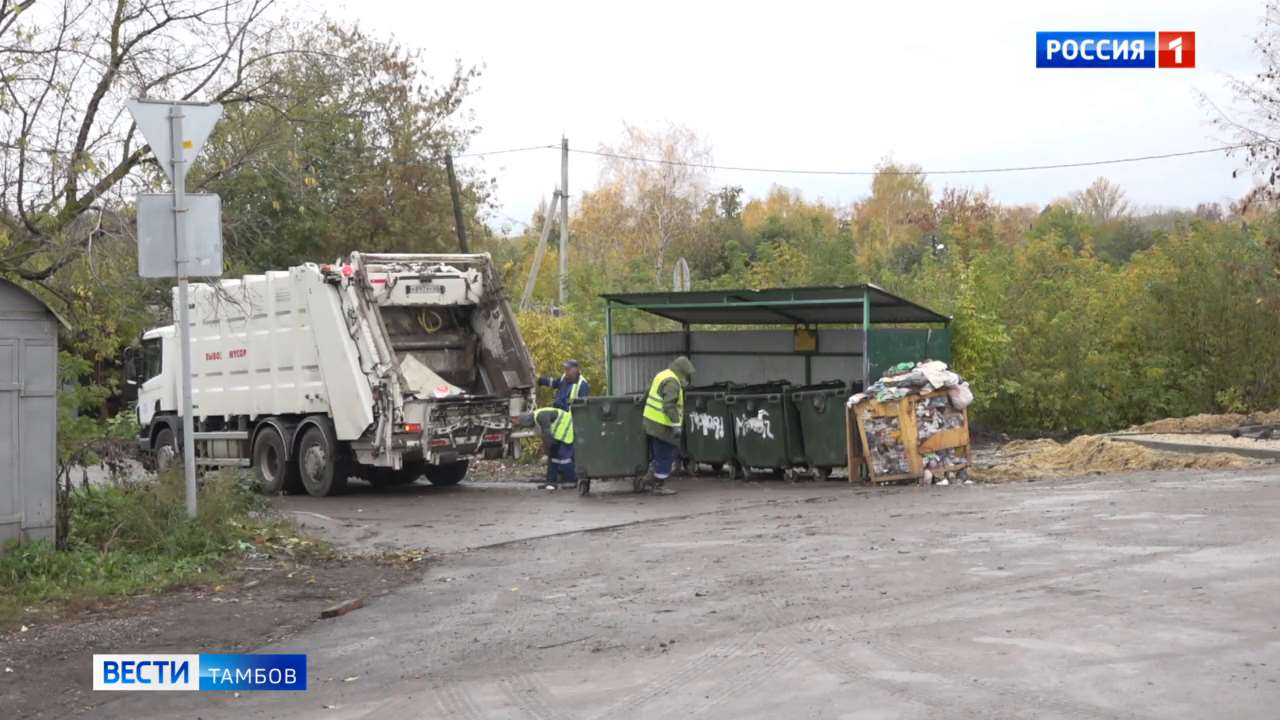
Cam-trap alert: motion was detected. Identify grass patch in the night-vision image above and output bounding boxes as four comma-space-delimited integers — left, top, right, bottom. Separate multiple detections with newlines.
0, 470, 322, 627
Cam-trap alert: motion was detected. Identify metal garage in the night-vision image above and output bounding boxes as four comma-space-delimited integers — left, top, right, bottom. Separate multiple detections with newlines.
0, 279, 66, 545
602, 284, 951, 394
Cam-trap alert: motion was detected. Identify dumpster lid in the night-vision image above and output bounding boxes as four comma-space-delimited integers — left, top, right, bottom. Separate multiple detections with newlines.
726, 381, 791, 395
601, 284, 949, 326
790, 381, 849, 396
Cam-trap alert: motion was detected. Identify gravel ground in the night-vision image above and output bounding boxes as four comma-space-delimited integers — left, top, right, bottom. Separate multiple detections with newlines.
1117, 432, 1280, 454
56, 465, 1280, 720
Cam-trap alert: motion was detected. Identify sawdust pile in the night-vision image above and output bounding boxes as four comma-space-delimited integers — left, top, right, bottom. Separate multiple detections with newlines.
974, 435, 1258, 482
1129, 410, 1280, 434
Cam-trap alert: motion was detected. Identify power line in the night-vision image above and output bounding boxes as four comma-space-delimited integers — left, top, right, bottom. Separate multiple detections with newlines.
570, 144, 1250, 176
454, 143, 557, 159
449, 140, 1251, 176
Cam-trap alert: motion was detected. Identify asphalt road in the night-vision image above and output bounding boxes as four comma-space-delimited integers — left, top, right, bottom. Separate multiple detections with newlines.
89, 467, 1280, 719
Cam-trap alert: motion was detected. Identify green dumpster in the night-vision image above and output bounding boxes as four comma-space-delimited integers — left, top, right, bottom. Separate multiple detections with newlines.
683, 383, 737, 477
726, 383, 805, 478
571, 395, 649, 495
789, 381, 850, 480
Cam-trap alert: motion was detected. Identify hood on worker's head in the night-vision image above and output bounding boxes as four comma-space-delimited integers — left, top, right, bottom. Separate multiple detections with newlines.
670, 356, 695, 384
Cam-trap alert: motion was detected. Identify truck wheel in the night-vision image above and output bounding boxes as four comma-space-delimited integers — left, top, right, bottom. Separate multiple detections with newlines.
297, 426, 349, 497
424, 461, 468, 486
154, 427, 177, 473
253, 428, 300, 495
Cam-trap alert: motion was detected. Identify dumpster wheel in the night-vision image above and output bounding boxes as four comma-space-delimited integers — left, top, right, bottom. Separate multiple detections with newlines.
577, 477, 591, 496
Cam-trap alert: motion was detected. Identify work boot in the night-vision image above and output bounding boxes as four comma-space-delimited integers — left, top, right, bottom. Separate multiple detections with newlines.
636, 470, 657, 494
650, 480, 677, 496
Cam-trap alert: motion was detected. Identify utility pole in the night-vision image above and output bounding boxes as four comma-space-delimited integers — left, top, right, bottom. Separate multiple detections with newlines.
445, 151, 470, 253
558, 136, 569, 307
520, 192, 559, 311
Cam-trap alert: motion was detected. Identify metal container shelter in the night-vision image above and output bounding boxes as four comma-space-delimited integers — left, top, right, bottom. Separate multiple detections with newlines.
602, 284, 951, 395
0, 278, 67, 545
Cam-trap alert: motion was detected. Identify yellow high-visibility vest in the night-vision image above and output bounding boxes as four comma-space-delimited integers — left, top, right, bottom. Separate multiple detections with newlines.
643, 369, 683, 427
535, 407, 574, 444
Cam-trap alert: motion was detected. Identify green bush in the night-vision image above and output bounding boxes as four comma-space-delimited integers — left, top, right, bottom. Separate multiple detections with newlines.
518, 309, 605, 399
0, 471, 287, 626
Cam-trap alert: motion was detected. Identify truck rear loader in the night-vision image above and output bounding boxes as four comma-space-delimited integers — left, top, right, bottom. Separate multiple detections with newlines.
124, 252, 537, 496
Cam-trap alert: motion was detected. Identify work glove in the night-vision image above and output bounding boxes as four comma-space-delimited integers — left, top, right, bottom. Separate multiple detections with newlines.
673, 425, 684, 440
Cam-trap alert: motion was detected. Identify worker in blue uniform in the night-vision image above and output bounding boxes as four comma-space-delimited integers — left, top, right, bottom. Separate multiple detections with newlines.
538, 359, 588, 411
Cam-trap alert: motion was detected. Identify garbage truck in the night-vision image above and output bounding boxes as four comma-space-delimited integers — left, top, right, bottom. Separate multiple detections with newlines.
123, 253, 537, 496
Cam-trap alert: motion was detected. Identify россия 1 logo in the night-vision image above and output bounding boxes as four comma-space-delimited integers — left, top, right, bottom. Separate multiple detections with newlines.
1037, 31, 1195, 69
93, 654, 307, 692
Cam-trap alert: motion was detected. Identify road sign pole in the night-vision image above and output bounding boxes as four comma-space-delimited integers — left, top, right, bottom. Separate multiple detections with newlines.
127, 98, 222, 517
168, 105, 198, 518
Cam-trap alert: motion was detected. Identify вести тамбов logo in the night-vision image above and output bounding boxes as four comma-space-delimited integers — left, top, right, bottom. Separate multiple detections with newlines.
93, 654, 307, 692
1037, 31, 1195, 69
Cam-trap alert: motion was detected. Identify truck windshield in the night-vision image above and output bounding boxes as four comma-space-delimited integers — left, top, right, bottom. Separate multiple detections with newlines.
142, 338, 163, 381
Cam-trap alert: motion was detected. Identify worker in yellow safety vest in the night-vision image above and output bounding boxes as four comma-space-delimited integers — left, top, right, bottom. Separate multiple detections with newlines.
640, 356, 695, 495
516, 407, 576, 488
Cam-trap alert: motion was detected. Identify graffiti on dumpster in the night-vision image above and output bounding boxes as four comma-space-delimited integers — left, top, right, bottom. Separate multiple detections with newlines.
689, 412, 725, 440
735, 409, 774, 440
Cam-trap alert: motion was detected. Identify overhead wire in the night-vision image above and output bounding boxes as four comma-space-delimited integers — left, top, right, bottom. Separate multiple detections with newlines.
453, 144, 558, 159
568, 144, 1251, 176
449, 141, 1250, 176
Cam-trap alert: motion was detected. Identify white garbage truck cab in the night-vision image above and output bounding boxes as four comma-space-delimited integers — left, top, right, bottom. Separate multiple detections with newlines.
124, 252, 537, 496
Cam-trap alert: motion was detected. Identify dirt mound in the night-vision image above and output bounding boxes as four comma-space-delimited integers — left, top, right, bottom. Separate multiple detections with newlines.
1129, 410, 1280, 434
974, 434, 1258, 482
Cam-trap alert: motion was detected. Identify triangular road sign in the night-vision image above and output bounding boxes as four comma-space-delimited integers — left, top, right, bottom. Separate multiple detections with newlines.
125, 99, 223, 185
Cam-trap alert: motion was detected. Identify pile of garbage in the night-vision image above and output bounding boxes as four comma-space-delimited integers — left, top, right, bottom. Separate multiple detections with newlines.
863, 415, 910, 476
848, 361, 974, 481
848, 360, 972, 408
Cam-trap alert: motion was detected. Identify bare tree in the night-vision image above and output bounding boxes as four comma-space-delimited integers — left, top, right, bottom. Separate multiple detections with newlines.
597, 123, 711, 282
0, 0, 284, 286
1071, 177, 1130, 224
1213, 2, 1280, 191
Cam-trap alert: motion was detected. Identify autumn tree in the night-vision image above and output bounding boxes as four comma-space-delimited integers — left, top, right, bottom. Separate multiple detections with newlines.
200, 23, 488, 269
1071, 177, 1130, 224
0, 0, 284, 286
851, 161, 933, 266
596, 123, 711, 282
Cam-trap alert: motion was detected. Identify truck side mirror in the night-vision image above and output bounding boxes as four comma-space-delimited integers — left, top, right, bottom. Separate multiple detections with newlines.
122, 346, 140, 385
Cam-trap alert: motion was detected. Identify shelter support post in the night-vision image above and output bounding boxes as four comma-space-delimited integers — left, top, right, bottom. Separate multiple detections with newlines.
605, 300, 613, 394
861, 288, 871, 389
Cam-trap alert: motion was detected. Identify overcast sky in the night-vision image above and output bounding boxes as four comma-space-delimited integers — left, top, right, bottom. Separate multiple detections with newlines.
317, 0, 1265, 232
